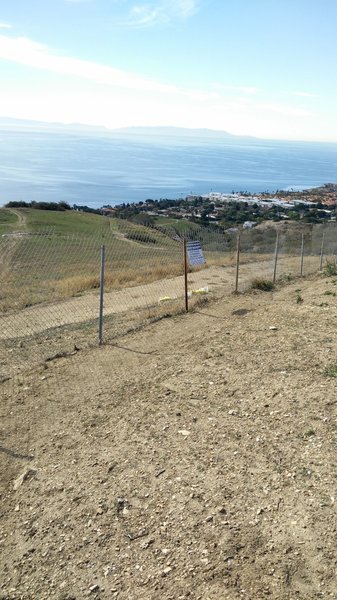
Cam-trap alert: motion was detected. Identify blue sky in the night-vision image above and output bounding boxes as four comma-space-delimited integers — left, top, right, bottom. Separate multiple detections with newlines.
0, 0, 337, 140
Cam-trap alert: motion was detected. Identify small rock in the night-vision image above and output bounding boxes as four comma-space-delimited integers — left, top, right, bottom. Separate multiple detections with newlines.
116, 497, 127, 513
89, 584, 100, 594
13, 467, 37, 491
178, 430, 190, 437
269, 326, 278, 331
161, 567, 172, 577
141, 538, 155, 549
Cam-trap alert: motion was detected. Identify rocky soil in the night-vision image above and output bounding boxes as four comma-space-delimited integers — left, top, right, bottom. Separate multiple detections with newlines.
1, 274, 337, 599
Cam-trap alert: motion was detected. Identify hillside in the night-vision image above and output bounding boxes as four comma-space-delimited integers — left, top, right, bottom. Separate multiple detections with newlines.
2, 275, 337, 599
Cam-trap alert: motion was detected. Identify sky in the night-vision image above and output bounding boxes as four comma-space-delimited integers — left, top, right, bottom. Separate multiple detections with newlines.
0, 0, 337, 141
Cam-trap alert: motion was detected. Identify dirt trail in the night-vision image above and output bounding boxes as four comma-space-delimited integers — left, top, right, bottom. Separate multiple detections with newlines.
7, 208, 27, 228
0, 209, 27, 272
112, 229, 165, 250
0, 255, 319, 341
1, 276, 337, 599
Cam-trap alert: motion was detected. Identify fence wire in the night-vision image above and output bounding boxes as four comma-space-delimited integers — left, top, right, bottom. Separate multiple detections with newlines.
2, 216, 337, 600
1, 220, 337, 381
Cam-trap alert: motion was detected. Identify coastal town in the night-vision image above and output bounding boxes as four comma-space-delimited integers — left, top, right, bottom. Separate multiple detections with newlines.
103, 183, 337, 228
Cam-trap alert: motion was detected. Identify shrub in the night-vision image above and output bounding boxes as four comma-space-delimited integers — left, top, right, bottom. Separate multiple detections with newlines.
324, 259, 337, 277
324, 364, 337, 377
126, 231, 158, 245
250, 278, 275, 291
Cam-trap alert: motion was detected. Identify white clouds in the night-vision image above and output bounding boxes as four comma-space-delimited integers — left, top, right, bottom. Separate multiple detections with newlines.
121, 0, 198, 27
256, 102, 312, 118
0, 33, 216, 102
0, 22, 12, 29
213, 84, 259, 95
0, 34, 175, 93
0, 32, 323, 139
290, 91, 317, 98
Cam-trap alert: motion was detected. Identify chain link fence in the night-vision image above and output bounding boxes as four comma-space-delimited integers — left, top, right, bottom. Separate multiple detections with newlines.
1, 219, 337, 380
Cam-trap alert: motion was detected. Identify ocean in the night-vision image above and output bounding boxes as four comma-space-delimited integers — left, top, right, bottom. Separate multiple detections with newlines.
0, 128, 336, 207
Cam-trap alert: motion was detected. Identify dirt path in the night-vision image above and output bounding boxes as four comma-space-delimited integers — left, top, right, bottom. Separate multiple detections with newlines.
1, 276, 337, 599
0, 255, 319, 341
7, 208, 27, 229
112, 229, 165, 250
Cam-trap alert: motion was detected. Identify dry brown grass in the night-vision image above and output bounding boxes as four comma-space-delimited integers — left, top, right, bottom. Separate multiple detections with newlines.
144, 291, 210, 322
0, 245, 320, 314
0, 262, 187, 312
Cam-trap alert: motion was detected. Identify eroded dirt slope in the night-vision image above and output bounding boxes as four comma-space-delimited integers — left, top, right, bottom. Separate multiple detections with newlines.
1, 275, 337, 599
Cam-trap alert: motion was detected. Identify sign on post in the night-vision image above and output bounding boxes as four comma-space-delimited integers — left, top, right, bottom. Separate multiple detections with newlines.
186, 240, 205, 267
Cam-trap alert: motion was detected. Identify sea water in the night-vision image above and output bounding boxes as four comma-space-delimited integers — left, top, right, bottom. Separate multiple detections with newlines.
0, 129, 336, 207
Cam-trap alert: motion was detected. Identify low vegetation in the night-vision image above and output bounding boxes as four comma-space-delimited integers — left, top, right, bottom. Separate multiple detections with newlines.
323, 259, 337, 277
250, 278, 275, 291
1, 206, 337, 313
324, 364, 337, 377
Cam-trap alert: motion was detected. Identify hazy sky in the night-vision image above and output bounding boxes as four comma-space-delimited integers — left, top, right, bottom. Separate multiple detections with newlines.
0, 0, 337, 141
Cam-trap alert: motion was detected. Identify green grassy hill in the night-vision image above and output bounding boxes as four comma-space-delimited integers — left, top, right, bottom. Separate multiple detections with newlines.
0, 208, 185, 311
0, 207, 111, 236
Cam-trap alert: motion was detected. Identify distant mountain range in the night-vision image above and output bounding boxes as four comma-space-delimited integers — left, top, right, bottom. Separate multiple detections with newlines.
0, 117, 336, 206
0, 117, 255, 143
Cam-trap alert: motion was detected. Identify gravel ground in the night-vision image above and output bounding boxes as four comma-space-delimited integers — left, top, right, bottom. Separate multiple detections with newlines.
1, 274, 337, 599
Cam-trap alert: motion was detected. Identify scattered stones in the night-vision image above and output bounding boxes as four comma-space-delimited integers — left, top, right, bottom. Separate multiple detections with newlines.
116, 497, 128, 514
232, 309, 252, 316
13, 467, 37, 491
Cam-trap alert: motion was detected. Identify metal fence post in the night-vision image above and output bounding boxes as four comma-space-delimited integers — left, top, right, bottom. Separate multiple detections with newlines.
273, 231, 279, 284
300, 233, 304, 277
99, 244, 105, 345
235, 232, 241, 293
319, 232, 325, 271
183, 239, 189, 312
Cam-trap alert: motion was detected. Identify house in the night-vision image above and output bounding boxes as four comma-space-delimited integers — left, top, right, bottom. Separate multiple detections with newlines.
101, 207, 117, 217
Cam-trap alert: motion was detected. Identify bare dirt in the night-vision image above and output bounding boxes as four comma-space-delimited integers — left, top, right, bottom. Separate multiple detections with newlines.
0, 255, 318, 342
1, 274, 337, 599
